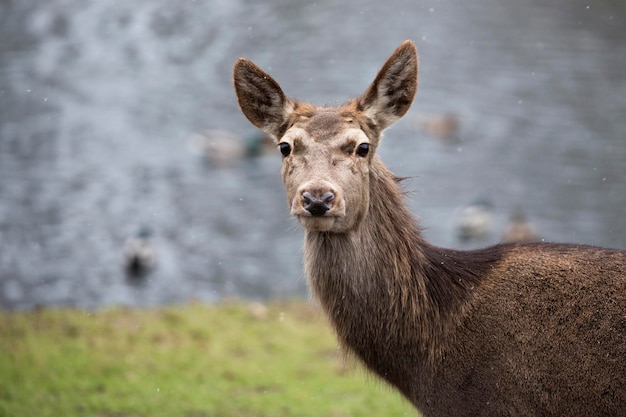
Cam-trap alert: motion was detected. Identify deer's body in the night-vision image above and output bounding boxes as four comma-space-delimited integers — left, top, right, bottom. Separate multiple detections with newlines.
233, 41, 626, 416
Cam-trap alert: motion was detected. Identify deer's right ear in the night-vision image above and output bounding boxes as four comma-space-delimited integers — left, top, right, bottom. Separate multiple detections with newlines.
233, 58, 294, 139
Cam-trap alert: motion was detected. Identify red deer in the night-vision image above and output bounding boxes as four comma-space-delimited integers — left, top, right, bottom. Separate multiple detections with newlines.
233, 40, 626, 416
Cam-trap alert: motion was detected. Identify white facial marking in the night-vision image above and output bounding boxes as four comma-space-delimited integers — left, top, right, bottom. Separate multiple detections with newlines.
281, 127, 307, 144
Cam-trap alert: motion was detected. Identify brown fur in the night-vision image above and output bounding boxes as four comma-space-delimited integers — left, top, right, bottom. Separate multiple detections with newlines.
233, 40, 626, 416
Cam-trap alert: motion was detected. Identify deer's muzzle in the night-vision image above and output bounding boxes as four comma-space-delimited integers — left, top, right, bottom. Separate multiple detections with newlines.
291, 181, 346, 224
302, 191, 335, 216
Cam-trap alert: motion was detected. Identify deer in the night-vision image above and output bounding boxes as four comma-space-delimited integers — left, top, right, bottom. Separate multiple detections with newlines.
232, 40, 626, 417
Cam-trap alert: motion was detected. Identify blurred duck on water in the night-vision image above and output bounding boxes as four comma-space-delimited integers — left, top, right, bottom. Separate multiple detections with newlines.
409, 112, 460, 142
124, 227, 158, 278
187, 130, 275, 168
456, 198, 495, 242
501, 208, 540, 244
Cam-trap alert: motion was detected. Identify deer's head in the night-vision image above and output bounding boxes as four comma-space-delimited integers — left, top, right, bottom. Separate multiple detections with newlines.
233, 41, 418, 233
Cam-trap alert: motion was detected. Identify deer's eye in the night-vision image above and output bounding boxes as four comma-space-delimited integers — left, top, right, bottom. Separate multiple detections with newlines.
356, 143, 370, 157
278, 142, 291, 157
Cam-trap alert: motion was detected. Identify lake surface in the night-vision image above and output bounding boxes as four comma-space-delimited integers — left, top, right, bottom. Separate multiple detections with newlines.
1, 0, 625, 310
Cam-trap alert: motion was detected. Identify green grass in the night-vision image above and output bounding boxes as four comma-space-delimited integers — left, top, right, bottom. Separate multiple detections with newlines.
0, 301, 418, 417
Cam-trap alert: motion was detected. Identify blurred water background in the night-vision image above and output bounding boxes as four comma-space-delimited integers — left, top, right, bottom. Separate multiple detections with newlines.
1, 0, 625, 310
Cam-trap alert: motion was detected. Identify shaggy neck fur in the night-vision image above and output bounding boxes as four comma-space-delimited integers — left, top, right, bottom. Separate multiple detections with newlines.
303, 157, 491, 400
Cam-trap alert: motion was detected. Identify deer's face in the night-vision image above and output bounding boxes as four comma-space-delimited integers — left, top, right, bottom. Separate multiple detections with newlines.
233, 40, 418, 233
278, 111, 373, 232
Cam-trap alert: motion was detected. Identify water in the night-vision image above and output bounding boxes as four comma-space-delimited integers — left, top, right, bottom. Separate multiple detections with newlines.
1, 0, 625, 310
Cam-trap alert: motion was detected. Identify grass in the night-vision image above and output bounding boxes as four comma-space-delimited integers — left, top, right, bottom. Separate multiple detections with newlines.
0, 300, 418, 417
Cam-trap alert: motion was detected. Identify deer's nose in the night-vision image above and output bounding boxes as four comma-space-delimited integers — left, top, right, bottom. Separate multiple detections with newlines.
302, 191, 334, 217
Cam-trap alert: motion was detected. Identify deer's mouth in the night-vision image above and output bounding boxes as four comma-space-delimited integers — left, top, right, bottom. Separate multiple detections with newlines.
290, 194, 346, 230
295, 215, 338, 232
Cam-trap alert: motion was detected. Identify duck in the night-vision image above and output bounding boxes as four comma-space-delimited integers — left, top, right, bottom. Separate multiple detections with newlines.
124, 227, 158, 278
502, 209, 539, 243
187, 129, 275, 168
409, 112, 460, 142
456, 197, 495, 242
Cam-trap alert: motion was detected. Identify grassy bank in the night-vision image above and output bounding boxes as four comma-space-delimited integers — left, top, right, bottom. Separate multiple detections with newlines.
0, 301, 417, 417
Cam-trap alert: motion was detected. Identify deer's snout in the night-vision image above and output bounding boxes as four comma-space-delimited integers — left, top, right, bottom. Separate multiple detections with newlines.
302, 191, 335, 217
291, 181, 346, 225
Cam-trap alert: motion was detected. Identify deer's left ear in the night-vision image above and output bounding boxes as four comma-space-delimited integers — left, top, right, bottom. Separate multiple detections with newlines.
233, 58, 295, 139
358, 40, 418, 131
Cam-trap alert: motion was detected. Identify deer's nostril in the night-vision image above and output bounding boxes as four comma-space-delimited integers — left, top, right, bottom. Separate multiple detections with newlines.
302, 191, 334, 217
321, 192, 334, 206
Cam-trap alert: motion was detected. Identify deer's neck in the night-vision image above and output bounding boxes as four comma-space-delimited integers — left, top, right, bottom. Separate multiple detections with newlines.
303, 158, 482, 393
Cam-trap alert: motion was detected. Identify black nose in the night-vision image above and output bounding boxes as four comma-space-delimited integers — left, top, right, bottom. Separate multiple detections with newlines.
302, 191, 334, 217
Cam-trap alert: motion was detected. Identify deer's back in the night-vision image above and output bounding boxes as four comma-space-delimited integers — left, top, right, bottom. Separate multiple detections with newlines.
422, 243, 626, 417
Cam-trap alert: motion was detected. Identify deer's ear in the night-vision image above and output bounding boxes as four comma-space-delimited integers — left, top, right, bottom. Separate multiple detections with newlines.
358, 40, 418, 131
233, 58, 294, 139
